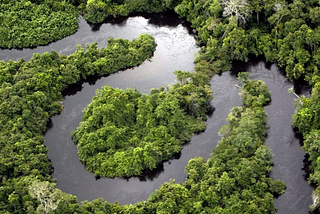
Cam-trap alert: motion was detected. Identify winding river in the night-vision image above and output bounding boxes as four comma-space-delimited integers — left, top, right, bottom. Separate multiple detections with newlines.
0, 12, 314, 214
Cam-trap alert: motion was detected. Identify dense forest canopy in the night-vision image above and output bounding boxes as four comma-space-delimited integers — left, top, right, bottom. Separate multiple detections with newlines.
0, 0, 79, 49
72, 84, 210, 177
68, 74, 286, 213
1, 0, 320, 213
0, 34, 156, 213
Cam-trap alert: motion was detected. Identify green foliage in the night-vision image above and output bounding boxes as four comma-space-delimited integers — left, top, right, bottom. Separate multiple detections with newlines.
82, 0, 181, 23
74, 78, 282, 213
28, 179, 78, 213
0, 175, 79, 214
72, 84, 208, 177
146, 180, 193, 214
169, 80, 213, 119
175, 0, 222, 29
303, 130, 320, 184
174, 4, 320, 209
138, 78, 284, 213
79, 198, 113, 213
238, 72, 271, 107
0, 35, 156, 212
0, 0, 79, 49
293, 82, 320, 136
4, 0, 318, 212
174, 0, 320, 84
84, 0, 110, 23
222, 27, 250, 61
293, 82, 320, 211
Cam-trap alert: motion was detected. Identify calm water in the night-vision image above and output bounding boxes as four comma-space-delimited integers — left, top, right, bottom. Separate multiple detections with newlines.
0, 12, 313, 214
232, 60, 313, 214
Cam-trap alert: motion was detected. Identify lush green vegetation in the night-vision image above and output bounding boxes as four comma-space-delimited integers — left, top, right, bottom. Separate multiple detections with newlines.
174, 0, 320, 84
0, 35, 156, 213
293, 82, 320, 210
238, 72, 271, 107
72, 82, 210, 177
71, 75, 285, 213
139, 75, 285, 213
173, 0, 320, 210
75, 0, 320, 85
78, 0, 179, 24
0, 0, 79, 49
75, 0, 320, 211
5, 0, 320, 212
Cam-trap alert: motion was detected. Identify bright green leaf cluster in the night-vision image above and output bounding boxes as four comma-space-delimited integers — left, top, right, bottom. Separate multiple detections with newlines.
79, 0, 181, 23
175, 0, 320, 83
238, 72, 271, 107
293, 82, 320, 211
0, 0, 79, 49
0, 34, 156, 212
141, 78, 285, 214
173, 2, 320, 209
72, 85, 207, 177
75, 79, 285, 214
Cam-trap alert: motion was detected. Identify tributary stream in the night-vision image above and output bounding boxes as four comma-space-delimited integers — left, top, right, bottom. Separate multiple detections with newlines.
0, 12, 313, 214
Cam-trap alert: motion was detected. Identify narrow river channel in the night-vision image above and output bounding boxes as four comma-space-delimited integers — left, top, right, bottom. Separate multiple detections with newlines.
0, 12, 313, 214
232, 60, 313, 214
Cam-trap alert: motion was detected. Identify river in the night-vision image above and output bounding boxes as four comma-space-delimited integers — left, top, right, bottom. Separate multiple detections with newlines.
0, 11, 313, 214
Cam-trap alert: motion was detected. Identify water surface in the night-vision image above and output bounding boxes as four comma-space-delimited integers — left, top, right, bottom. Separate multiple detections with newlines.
0, 12, 313, 214
232, 60, 313, 214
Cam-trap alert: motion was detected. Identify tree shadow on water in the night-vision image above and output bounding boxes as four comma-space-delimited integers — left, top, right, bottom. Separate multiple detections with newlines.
117, 151, 182, 182
90, 16, 129, 31
137, 152, 182, 182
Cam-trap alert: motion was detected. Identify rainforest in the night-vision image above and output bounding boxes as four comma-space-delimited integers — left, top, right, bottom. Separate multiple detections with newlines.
1, 0, 320, 213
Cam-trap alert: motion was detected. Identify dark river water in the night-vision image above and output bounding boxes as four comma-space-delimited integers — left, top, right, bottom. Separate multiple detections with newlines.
0, 12, 313, 214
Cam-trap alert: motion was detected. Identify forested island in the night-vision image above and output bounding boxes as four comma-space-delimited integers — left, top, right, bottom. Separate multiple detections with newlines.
72, 83, 210, 178
1, 0, 320, 213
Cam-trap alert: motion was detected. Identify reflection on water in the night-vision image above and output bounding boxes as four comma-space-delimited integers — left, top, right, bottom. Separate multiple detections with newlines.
42, 13, 201, 204
0, 12, 314, 214
232, 60, 313, 214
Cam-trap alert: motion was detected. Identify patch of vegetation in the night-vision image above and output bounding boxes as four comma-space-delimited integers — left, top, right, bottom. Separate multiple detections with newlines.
0, 0, 79, 49
7, 0, 320, 211
78, 0, 180, 24
72, 84, 209, 177
293, 82, 320, 211
76, 76, 285, 213
0, 34, 156, 213
238, 72, 271, 107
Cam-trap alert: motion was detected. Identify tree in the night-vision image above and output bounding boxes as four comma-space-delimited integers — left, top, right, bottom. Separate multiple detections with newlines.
28, 180, 61, 214
84, 0, 108, 23
221, 0, 251, 25
222, 28, 250, 61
